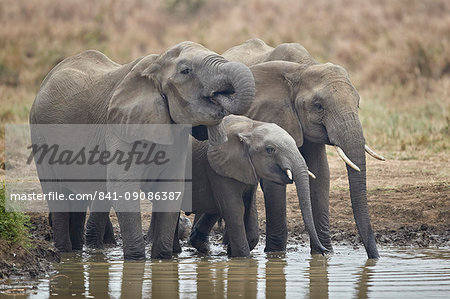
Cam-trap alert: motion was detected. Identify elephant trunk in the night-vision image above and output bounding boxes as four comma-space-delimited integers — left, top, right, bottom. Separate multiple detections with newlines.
291, 155, 328, 254
200, 58, 255, 145
329, 117, 379, 259
214, 61, 255, 115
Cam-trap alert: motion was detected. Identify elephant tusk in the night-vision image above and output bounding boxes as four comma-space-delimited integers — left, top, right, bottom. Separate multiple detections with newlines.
286, 169, 293, 181
308, 170, 316, 179
335, 146, 361, 172
365, 145, 386, 161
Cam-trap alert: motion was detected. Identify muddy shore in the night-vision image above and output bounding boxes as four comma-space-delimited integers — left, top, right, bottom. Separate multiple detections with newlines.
1, 151, 449, 279
0, 214, 59, 280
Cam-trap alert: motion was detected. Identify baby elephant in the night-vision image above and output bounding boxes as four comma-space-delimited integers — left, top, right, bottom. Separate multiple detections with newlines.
183, 115, 327, 257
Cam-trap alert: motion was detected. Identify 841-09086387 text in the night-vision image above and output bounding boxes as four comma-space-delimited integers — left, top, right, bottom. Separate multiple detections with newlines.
9, 191, 183, 201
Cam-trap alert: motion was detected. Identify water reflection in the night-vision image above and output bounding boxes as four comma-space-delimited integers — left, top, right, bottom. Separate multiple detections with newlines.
307, 254, 329, 299
227, 258, 258, 298
355, 259, 377, 299
87, 254, 110, 298
7, 247, 450, 298
265, 252, 287, 298
150, 261, 179, 298
49, 253, 85, 297
196, 257, 226, 298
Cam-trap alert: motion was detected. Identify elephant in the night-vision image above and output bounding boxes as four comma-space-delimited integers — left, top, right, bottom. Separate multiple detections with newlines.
29, 41, 256, 260
191, 39, 384, 259
146, 214, 192, 243
149, 115, 327, 257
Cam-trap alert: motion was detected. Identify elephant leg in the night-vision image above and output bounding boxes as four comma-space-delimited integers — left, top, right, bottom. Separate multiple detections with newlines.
50, 212, 72, 252
193, 213, 202, 226
300, 141, 333, 253
222, 206, 250, 257
116, 211, 146, 260
189, 213, 220, 253
172, 213, 182, 254
146, 213, 155, 244
150, 212, 179, 259
222, 225, 229, 245
69, 212, 86, 250
211, 183, 249, 257
149, 212, 182, 253
244, 189, 259, 251
260, 179, 287, 252
86, 211, 110, 249
103, 215, 117, 245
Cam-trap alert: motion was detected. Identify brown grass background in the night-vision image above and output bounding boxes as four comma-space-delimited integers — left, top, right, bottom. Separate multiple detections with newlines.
0, 0, 449, 164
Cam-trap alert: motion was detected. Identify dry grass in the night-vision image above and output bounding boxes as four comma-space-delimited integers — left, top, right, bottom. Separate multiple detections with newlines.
0, 0, 449, 165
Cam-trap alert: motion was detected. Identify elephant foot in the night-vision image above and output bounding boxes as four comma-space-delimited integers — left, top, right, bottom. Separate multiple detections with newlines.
124, 250, 146, 261
264, 234, 287, 252
247, 237, 259, 251
173, 239, 182, 254
53, 235, 73, 253
103, 222, 117, 246
189, 229, 209, 254
227, 244, 250, 257
151, 250, 173, 260
70, 232, 84, 251
103, 235, 117, 246
55, 245, 73, 253
71, 243, 84, 251
85, 232, 104, 249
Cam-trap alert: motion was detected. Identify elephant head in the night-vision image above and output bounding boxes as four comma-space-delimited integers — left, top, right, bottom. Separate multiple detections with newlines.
107, 41, 255, 144
207, 115, 328, 254
246, 61, 382, 258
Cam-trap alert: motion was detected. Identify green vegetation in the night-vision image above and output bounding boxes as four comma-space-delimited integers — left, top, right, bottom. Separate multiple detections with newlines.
0, 184, 32, 247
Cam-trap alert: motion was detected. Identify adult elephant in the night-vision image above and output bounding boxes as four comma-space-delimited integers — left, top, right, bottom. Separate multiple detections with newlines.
30, 41, 255, 260
194, 39, 383, 259
153, 115, 327, 257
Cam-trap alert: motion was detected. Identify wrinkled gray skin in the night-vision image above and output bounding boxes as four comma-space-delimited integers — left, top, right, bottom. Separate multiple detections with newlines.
152, 115, 327, 257
30, 41, 255, 260
147, 215, 192, 243
194, 39, 379, 259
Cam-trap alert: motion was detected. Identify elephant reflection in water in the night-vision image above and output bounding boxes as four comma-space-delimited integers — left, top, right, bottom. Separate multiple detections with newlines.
48, 253, 375, 297
226, 259, 259, 298
49, 256, 86, 297
194, 258, 226, 297
152, 258, 259, 298
355, 259, 377, 299
305, 255, 378, 299
307, 255, 329, 299
265, 252, 288, 298
49, 253, 145, 298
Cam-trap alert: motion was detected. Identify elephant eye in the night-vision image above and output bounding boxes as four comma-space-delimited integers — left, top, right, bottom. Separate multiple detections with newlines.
180, 68, 191, 75
266, 146, 275, 154
314, 102, 324, 112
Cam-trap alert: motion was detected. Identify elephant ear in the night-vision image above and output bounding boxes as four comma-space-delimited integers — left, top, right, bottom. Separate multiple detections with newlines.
247, 61, 306, 147
207, 115, 259, 185
107, 54, 175, 144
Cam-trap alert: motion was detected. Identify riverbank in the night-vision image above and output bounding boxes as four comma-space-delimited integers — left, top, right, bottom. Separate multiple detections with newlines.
0, 214, 59, 279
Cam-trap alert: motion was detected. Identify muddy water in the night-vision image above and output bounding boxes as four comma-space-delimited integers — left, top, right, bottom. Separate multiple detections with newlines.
2, 245, 450, 298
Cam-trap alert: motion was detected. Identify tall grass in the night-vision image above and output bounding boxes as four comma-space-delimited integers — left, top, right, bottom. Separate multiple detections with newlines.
0, 184, 31, 246
0, 0, 448, 160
